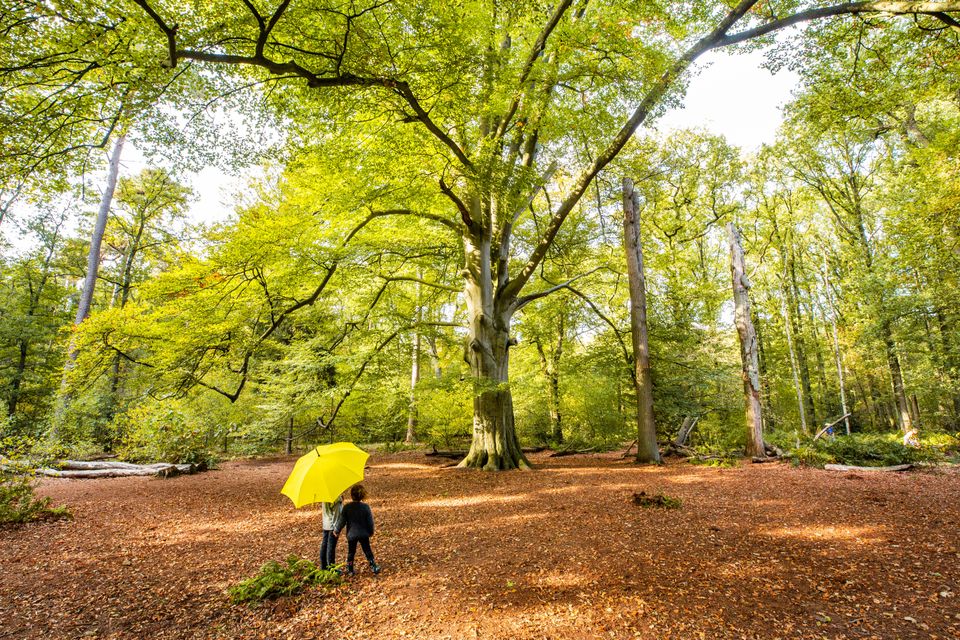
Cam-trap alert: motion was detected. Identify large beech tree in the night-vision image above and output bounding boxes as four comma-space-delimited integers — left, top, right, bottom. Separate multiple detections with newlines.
5, 1, 960, 468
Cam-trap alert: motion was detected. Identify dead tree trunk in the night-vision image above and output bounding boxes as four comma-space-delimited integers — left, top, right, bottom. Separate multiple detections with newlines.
623, 178, 659, 464
727, 223, 765, 458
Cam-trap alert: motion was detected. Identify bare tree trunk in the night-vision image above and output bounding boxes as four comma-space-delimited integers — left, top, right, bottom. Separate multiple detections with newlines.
623, 178, 659, 464
727, 223, 765, 457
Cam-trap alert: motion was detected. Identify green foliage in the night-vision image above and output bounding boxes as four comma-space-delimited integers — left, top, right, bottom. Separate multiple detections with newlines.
0, 437, 70, 526
113, 398, 221, 466
787, 433, 947, 468
227, 555, 341, 604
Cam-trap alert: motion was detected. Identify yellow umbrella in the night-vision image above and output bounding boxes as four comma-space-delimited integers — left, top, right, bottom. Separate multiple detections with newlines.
281, 442, 369, 508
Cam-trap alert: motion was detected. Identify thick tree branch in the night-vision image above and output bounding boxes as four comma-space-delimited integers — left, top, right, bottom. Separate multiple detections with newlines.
719, 2, 960, 47
345, 208, 459, 245
494, 0, 575, 141
514, 267, 602, 310
380, 275, 461, 293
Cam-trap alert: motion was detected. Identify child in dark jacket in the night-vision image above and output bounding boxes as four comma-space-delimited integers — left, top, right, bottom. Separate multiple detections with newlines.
333, 484, 380, 576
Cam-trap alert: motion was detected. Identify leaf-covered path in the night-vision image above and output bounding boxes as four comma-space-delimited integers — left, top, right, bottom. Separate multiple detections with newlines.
2, 452, 959, 639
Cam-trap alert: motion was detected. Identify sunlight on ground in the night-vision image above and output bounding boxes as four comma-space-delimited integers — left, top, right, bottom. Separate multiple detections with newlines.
755, 524, 886, 545
374, 462, 439, 471
412, 494, 525, 508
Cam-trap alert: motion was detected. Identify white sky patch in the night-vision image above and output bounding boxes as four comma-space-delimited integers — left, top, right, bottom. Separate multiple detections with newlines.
655, 48, 799, 151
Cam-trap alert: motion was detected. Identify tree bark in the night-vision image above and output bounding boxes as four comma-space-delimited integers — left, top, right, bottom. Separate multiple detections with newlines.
882, 321, 913, 433
781, 295, 809, 434
73, 133, 126, 335
787, 250, 818, 425
623, 178, 659, 464
405, 328, 421, 444
727, 223, 765, 458
457, 232, 530, 471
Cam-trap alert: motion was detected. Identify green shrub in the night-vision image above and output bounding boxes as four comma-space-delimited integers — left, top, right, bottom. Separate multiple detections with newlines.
114, 400, 218, 466
228, 555, 342, 604
0, 438, 71, 526
786, 432, 946, 468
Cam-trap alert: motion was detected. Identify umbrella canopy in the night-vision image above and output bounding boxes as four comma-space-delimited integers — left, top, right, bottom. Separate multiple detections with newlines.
281, 442, 369, 508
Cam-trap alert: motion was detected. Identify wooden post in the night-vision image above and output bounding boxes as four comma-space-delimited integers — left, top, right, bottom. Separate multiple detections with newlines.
727, 223, 765, 458
623, 178, 659, 464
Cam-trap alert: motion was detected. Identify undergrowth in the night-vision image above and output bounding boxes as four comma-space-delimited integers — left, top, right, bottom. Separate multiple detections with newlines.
0, 438, 71, 526
228, 555, 342, 604
784, 432, 955, 468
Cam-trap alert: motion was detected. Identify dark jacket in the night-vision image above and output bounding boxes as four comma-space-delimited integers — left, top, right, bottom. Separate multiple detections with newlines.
335, 501, 375, 541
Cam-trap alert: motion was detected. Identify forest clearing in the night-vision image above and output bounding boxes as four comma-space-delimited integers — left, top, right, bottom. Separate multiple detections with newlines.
3, 2, 960, 638
2, 451, 959, 640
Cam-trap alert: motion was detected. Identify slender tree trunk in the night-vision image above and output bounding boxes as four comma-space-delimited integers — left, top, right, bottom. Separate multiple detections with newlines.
426, 335, 442, 379
72, 133, 126, 337
53, 133, 126, 433
754, 309, 776, 431
727, 223, 765, 457
623, 178, 659, 464
535, 336, 563, 445
830, 314, 851, 435
781, 295, 808, 435
788, 252, 818, 425
883, 322, 913, 433
405, 329, 421, 444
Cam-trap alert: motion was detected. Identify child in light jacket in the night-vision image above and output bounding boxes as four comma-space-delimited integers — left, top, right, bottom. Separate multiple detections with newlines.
320, 495, 343, 571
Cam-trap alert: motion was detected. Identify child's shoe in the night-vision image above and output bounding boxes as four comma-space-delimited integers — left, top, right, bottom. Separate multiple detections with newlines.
345, 563, 355, 576
371, 563, 381, 575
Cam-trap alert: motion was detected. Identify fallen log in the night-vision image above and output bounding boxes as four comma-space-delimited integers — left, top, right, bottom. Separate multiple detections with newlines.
35, 462, 196, 478
549, 447, 596, 458
823, 463, 913, 473
425, 447, 467, 460
751, 456, 779, 464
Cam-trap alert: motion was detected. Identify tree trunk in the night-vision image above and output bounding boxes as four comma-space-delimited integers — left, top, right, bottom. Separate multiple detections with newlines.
534, 337, 563, 446
457, 234, 529, 471
781, 295, 808, 434
830, 314, 851, 435
754, 310, 776, 431
73, 133, 126, 335
787, 251, 818, 425
623, 178, 659, 464
882, 321, 913, 433
53, 133, 126, 432
285, 415, 294, 455
727, 223, 765, 458
426, 334, 442, 379
405, 328, 421, 444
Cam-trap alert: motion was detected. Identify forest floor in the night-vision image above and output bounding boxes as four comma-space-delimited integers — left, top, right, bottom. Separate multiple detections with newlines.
2, 450, 959, 640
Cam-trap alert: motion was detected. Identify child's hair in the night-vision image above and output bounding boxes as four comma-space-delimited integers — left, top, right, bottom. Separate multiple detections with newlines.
350, 484, 367, 501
